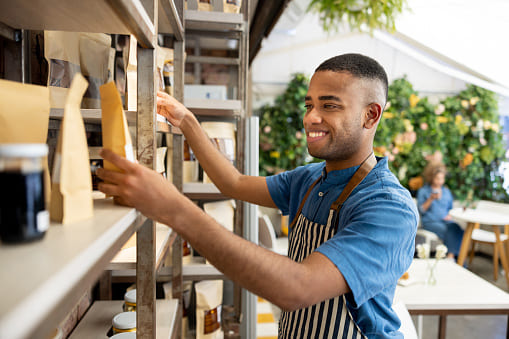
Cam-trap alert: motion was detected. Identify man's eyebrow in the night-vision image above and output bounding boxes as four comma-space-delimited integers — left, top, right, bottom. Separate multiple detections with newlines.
318, 95, 342, 102
305, 96, 311, 101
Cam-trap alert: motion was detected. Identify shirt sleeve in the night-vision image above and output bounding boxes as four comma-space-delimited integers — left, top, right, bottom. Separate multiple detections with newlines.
315, 190, 418, 307
266, 170, 293, 215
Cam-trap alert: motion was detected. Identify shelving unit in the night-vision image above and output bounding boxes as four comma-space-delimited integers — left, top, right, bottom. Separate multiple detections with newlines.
69, 300, 180, 339
0, 0, 186, 338
0, 199, 145, 338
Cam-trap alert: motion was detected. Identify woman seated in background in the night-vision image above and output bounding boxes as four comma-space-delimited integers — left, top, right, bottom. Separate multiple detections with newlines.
417, 162, 464, 259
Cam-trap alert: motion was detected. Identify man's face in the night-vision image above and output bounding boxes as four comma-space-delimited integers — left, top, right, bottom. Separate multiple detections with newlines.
303, 71, 367, 162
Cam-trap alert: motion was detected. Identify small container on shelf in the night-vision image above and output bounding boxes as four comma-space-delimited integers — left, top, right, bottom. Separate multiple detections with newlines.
110, 332, 137, 338
0, 143, 49, 243
123, 289, 137, 312
112, 311, 136, 335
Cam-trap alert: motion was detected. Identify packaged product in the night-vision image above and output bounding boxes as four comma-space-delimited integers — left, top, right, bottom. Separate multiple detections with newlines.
50, 73, 94, 223
44, 31, 81, 109
126, 35, 137, 111
183, 139, 199, 183
198, 0, 213, 11
0, 79, 51, 207
203, 200, 235, 233
201, 122, 236, 184
157, 46, 174, 93
79, 33, 112, 108
196, 280, 224, 339
100, 80, 135, 203
223, 0, 242, 13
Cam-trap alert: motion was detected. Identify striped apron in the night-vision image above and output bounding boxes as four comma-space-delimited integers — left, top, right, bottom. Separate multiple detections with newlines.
279, 153, 377, 339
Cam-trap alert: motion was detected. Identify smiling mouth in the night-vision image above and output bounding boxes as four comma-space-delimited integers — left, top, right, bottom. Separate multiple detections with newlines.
307, 131, 329, 142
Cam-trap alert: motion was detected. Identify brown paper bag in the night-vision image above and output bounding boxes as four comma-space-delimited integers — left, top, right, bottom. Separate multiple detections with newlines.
201, 122, 236, 184
224, 0, 242, 13
100, 81, 135, 174
50, 73, 94, 224
44, 31, 81, 109
198, 0, 212, 11
196, 280, 224, 339
0, 79, 51, 207
80, 33, 112, 109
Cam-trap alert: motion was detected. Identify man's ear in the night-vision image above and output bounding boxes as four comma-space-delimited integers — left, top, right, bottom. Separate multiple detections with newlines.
364, 103, 382, 129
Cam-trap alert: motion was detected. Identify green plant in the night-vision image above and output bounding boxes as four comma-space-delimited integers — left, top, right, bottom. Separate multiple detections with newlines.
307, 0, 407, 33
374, 77, 508, 203
259, 73, 316, 176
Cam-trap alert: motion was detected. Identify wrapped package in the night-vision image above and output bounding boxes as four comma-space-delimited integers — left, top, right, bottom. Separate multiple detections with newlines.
50, 73, 94, 223
224, 0, 242, 13
196, 280, 224, 339
0, 79, 51, 207
201, 122, 236, 184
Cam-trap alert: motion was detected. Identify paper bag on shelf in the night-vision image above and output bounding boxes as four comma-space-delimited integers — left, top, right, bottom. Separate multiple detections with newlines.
203, 200, 235, 233
196, 280, 224, 339
0, 79, 51, 207
100, 80, 135, 201
79, 33, 112, 109
50, 73, 94, 224
44, 31, 81, 109
224, 0, 242, 13
126, 35, 138, 111
197, 0, 212, 11
201, 122, 236, 184
156, 46, 174, 93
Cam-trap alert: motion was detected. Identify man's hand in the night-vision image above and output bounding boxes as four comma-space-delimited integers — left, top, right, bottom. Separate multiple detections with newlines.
96, 148, 181, 222
156, 91, 189, 127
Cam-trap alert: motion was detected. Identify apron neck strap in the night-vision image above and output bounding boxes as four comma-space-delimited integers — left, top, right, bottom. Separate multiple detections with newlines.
288, 175, 321, 230
330, 152, 377, 212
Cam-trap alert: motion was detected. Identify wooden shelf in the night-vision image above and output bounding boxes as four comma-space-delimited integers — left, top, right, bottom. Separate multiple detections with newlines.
108, 223, 175, 270
0, 199, 145, 339
184, 10, 244, 31
159, 256, 224, 281
159, 0, 184, 40
183, 183, 230, 200
0, 0, 155, 48
69, 299, 180, 339
184, 98, 242, 116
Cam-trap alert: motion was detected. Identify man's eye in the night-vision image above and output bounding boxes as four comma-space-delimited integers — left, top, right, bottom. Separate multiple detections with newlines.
324, 104, 337, 109
304, 104, 312, 110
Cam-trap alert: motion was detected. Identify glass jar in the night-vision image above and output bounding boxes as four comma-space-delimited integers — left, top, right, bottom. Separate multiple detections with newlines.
0, 144, 49, 243
112, 311, 136, 334
123, 289, 136, 312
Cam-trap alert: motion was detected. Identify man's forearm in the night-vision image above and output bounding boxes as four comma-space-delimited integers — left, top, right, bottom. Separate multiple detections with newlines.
162, 198, 320, 311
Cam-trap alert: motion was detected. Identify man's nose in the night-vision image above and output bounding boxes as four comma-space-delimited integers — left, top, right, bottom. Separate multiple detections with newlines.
305, 108, 323, 124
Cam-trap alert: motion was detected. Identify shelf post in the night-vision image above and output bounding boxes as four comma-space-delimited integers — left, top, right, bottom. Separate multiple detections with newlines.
136, 0, 158, 338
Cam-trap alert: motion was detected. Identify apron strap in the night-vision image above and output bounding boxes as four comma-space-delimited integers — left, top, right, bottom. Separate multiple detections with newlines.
330, 152, 377, 212
288, 175, 322, 230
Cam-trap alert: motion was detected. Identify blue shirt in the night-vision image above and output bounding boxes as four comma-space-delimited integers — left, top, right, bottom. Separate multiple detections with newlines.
416, 185, 454, 224
266, 157, 418, 338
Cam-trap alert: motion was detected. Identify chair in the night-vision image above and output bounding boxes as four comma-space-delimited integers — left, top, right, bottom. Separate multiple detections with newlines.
468, 200, 509, 280
413, 199, 444, 252
258, 212, 289, 256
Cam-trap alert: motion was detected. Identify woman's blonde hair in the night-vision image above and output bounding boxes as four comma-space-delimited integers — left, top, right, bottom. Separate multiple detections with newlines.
423, 162, 447, 184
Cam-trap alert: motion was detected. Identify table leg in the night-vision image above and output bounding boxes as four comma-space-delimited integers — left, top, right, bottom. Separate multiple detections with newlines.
438, 315, 447, 339
457, 222, 476, 266
493, 227, 509, 288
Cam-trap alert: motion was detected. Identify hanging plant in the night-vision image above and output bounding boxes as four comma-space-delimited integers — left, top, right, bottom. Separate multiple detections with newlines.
307, 0, 408, 33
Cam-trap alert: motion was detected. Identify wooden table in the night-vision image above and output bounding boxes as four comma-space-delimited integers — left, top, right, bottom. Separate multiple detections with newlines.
395, 259, 509, 339
449, 207, 509, 286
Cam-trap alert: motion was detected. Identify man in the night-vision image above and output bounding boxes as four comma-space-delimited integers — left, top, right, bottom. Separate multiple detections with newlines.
97, 53, 418, 338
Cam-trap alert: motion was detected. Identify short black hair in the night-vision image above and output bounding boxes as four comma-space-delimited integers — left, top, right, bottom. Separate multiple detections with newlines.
315, 53, 388, 103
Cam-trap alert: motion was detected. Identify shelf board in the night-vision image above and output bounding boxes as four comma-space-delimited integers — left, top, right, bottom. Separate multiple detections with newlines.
186, 55, 240, 65
158, 256, 224, 281
0, 198, 145, 339
183, 183, 230, 201
69, 299, 180, 339
159, 0, 184, 40
107, 223, 175, 270
184, 10, 244, 31
0, 0, 155, 48
184, 98, 242, 116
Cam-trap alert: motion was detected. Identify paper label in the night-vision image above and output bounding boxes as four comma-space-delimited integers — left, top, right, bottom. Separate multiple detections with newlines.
37, 210, 50, 232
203, 305, 221, 334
